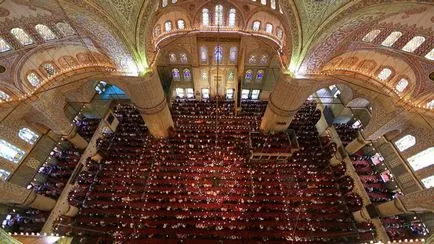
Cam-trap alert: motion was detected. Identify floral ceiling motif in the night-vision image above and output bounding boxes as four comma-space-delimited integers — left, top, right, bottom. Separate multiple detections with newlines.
110, 0, 134, 20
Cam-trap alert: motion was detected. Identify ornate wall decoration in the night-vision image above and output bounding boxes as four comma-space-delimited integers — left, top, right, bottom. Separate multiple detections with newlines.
25, 157, 41, 170
110, 0, 134, 20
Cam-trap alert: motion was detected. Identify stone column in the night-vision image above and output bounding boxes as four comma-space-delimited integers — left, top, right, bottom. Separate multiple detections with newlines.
345, 131, 369, 155
64, 127, 88, 149
375, 188, 434, 217
260, 75, 314, 133
120, 72, 174, 138
0, 182, 56, 211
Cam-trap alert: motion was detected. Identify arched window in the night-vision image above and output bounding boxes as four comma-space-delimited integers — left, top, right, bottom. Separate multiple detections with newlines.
425, 48, 434, 60
214, 45, 223, 64
0, 38, 12, 53
169, 53, 177, 63
395, 78, 408, 93
18, 128, 39, 144
0, 139, 25, 163
10, 28, 33, 46
172, 68, 181, 81
245, 70, 253, 81
179, 53, 188, 63
248, 55, 257, 64
153, 25, 161, 37
183, 68, 191, 81
407, 147, 434, 171
43, 63, 57, 76
0, 90, 9, 101
362, 30, 380, 42
215, 5, 224, 26
276, 27, 283, 39
377, 68, 392, 81
260, 55, 268, 65
251, 89, 260, 100
200, 46, 208, 63
177, 19, 185, 30
186, 88, 194, 98
162, 0, 168, 7
402, 36, 426, 53
252, 21, 261, 31
34, 24, 56, 41
265, 23, 273, 33
164, 21, 172, 32
421, 175, 434, 189
381, 31, 402, 47
394, 135, 416, 152
256, 70, 264, 81
202, 9, 210, 26
55, 22, 75, 36
27, 72, 41, 87
229, 47, 238, 63
172, 0, 177, 3
427, 99, 434, 109
261, 0, 267, 5
270, 0, 276, 9
241, 89, 250, 99
228, 9, 236, 28
175, 88, 185, 98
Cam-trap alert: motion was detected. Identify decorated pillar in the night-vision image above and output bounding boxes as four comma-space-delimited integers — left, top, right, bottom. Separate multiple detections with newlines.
375, 188, 434, 217
0, 181, 56, 211
120, 72, 174, 138
345, 131, 370, 155
260, 75, 314, 133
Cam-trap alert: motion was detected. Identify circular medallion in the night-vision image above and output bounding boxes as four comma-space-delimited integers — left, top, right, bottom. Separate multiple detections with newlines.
0, 65, 6, 73
0, 7, 10, 17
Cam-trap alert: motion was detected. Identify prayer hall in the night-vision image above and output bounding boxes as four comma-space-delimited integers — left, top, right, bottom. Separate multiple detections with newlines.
0, 0, 433, 243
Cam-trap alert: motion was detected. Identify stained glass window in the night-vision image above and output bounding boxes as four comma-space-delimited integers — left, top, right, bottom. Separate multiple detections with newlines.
0, 38, 12, 53
0, 169, 9, 181
407, 147, 434, 171
256, 70, 264, 81
154, 25, 161, 37
214, 46, 223, 64
427, 99, 434, 109
35, 24, 56, 41
162, 0, 168, 7
201, 71, 208, 80
395, 78, 408, 93
270, 0, 276, 9
425, 48, 434, 60
377, 68, 392, 81
228, 9, 236, 27
18, 128, 39, 145
402, 36, 425, 53
421, 175, 434, 189
43, 63, 56, 76
260, 55, 268, 65
0, 90, 9, 101
177, 19, 185, 30
381, 31, 402, 47
27, 72, 41, 87
245, 70, 253, 81
394, 135, 416, 152
276, 27, 283, 39
11, 28, 33, 46
251, 89, 260, 100
229, 47, 238, 63
248, 55, 257, 64
183, 68, 191, 81
265, 23, 273, 33
202, 9, 210, 26
169, 53, 177, 63
252, 21, 261, 31
200, 46, 208, 63
56, 22, 75, 36
362, 30, 380, 42
215, 5, 224, 26
179, 53, 188, 63
172, 68, 180, 81
0, 139, 25, 163
164, 21, 172, 32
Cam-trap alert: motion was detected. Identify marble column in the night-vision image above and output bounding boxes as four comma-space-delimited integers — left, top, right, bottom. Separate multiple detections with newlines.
375, 188, 434, 217
120, 72, 174, 138
260, 75, 314, 133
0, 182, 56, 211
345, 131, 370, 155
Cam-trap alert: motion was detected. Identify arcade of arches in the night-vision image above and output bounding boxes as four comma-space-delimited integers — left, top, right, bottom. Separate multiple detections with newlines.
0, 0, 433, 243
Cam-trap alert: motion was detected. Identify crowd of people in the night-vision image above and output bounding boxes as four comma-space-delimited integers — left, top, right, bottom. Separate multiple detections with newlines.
334, 123, 359, 146
75, 117, 101, 141
58, 98, 367, 243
